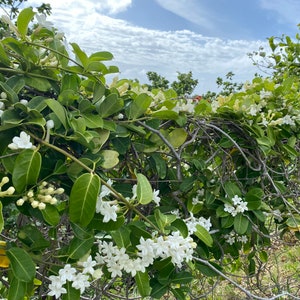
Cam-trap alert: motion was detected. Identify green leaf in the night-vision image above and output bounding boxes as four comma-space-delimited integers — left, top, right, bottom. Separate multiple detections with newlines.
151, 153, 167, 179
0, 202, 3, 234
69, 173, 101, 227
111, 226, 131, 249
234, 214, 249, 234
171, 219, 188, 238
136, 173, 153, 204
223, 181, 241, 199
0, 81, 19, 104
88, 214, 125, 231
154, 209, 177, 232
89, 51, 113, 61
167, 128, 187, 148
41, 205, 60, 226
127, 93, 152, 119
70, 43, 88, 68
171, 271, 193, 284
17, 7, 35, 37
150, 279, 168, 299
99, 149, 119, 169
97, 93, 124, 117
0, 42, 10, 66
12, 150, 41, 193
62, 281, 80, 300
45, 99, 69, 129
196, 261, 222, 277
17, 224, 50, 252
83, 114, 103, 128
171, 288, 186, 300
194, 224, 213, 247
6, 247, 35, 282
7, 278, 26, 300
135, 271, 151, 297
66, 236, 94, 260
245, 188, 263, 210
24, 75, 52, 92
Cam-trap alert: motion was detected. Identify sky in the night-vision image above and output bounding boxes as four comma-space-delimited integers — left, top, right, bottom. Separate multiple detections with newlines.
22, 0, 300, 94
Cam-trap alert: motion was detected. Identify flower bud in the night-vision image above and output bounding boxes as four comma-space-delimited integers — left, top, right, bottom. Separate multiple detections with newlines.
0, 92, 7, 99
16, 198, 25, 206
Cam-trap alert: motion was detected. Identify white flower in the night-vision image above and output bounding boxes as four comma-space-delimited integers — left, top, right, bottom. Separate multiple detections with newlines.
79, 255, 97, 275
152, 189, 161, 205
58, 264, 76, 282
282, 115, 295, 126
232, 195, 242, 206
8, 131, 35, 150
36, 14, 53, 29
20, 99, 28, 105
0, 110, 3, 117
71, 273, 90, 294
48, 275, 67, 298
237, 235, 248, 244
96, 201, 118, 222
0, 102, 4, 109
46, 119, 55, 129
224, 203, 237, 216
0, 92, 7, 99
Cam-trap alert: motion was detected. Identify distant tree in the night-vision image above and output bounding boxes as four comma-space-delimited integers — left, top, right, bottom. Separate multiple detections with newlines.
146, 70, 198, 96
146, 71, 169, 90
171, 71, 198, 96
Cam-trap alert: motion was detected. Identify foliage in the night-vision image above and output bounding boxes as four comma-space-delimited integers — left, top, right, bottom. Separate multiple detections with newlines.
249, 24, 300, 80
146, 70, 198, 96
0, 7, 299, 299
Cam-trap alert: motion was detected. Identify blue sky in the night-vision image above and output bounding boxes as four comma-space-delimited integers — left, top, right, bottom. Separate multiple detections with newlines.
24, 0, 300, 94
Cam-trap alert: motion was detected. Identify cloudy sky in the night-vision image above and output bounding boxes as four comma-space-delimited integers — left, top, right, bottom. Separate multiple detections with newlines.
24, 0, 300, 94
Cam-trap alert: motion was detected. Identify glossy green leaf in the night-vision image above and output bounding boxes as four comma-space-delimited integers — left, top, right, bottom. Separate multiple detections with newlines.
167, 128, 187, 148
0, 81, 19, 103
45, 99, 69, 129
151, 153, 167, 179
135, 271, 151, 297
66, 236, 94, 259
136, 173, 153, 204
89, 51, 113, 61
195, 224, 213, 247
0, 42, 10, 66
17, 7, 35, 37
88, 214, 125, 231
223, 181, 241, 199
17, 224, 50, 251
41, 205, 60, 226
111, 226, 131, 249
12, 150, 41, 193
245, 188, 263, 210
7, 247, 36, 282
154, 209, 177, 232
70, 43, 88, 68
69, 173, 101, 227
150, 279, 168, 299
62, 281, 80, 300
170, 219, 188, 238
234, 214, 249, 234
24, 76, 52, 92
127, 93, 152, 119
99, 150, 119, 169
83, 114, 103, 128
97, 93, 123, 117
7, 278, 26, 300
171, 271, 193, 284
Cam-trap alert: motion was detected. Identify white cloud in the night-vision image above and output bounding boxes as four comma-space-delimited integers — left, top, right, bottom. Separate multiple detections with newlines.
26, 0, 265, 93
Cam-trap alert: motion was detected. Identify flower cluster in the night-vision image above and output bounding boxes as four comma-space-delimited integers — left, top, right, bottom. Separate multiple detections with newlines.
95, 231, 196, 279
173, 98, 196, 114
8, 131, 36, 150
16, 181, 64, 210
48, 255, 98, 298
224, 231, 248, 245
186, 214, 212, 234
0, 177, 15, 197
224, 195, 248, 217
96, 179, 119, 222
